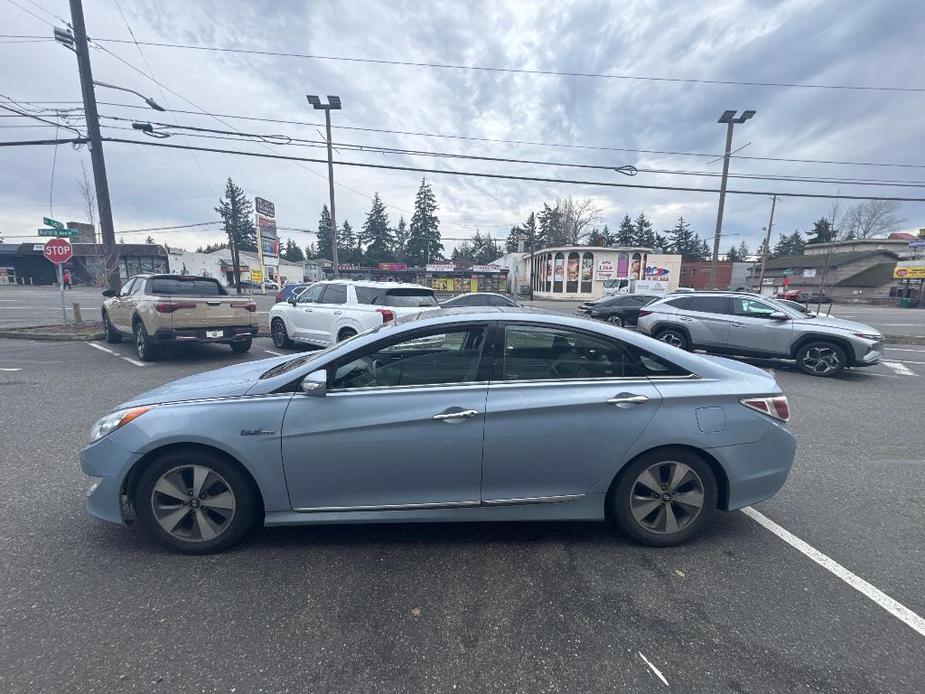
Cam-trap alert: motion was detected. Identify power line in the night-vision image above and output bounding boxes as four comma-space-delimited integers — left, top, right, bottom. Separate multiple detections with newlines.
88, 36, 925, 94
0, 137, 87, 146
100, 136, 925, 202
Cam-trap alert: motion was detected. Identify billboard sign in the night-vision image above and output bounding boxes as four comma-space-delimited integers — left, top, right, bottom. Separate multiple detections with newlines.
893, 260, 925, 279
255, 197, 275, 218
470, 264, 502, 273
802, 268, 817, 278
644, 264, 671, 280
426, 263, 456, 272
596, 259, 614, 279
377, 262, 407, 271
257, 215, 279, 259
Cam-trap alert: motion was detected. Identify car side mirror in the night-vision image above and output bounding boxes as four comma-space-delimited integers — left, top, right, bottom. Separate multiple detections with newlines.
288, 296, 297, 306
102, 289, 116, 298
300, 370, 327, 396
769, 311, 789, 321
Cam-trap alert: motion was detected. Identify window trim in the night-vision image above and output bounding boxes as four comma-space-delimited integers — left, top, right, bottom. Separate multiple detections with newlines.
492, 320, 693, 383
732, 297, 778, 318
686, 296, 732, 315
319, 282, 348, 305
324, 321, 495, 394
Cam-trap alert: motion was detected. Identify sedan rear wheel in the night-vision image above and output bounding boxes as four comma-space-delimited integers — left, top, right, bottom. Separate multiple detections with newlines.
611, 449, 717, 546
606, 315, 625, 327
134, 449, 258, 554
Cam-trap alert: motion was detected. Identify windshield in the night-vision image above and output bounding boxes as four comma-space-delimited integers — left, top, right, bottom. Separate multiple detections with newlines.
150, 277, 227, 297
259, 324, 389, 379
763, 296, 812, 319
372, 288, 438, 307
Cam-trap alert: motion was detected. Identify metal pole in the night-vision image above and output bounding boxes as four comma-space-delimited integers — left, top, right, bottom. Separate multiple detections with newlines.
58, 263, 66, 323
756, 194, 777, 293
709, 121, 735, 290
325, 109, 340, 278
255, 208, 264, 293
529, 238, 535, 301
69, 0, 120, 293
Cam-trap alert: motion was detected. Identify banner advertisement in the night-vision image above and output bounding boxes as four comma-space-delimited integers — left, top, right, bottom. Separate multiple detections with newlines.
425, 263, 456, 272
596, 259, 614, 279
258, 216, 279, 259
378, 262, 407, 271
470, 264, 502, 273
893, 260, 925, 279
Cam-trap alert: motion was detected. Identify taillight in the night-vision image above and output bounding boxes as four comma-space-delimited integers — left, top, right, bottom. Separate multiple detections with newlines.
638, 309, 652, 318
376, 308, 395, 323
740, 396, 790, 422
155, 301, 197, 313
232, 301, 257, 312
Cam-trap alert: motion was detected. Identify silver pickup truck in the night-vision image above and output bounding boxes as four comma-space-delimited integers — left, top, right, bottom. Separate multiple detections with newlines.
101, 274, 258, 361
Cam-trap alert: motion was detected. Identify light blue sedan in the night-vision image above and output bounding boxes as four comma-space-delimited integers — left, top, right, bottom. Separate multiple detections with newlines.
81, 308, 796, 553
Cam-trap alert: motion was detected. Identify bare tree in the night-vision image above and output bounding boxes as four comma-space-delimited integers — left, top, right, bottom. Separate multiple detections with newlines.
557, 196, 603, 244
77, 161, 97, 231
841, 200, 904, 239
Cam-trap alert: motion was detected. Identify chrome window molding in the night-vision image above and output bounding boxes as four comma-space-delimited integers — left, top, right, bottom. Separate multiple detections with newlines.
482, 494, 584, 506
294, 500, 481, 513
327, 381, 490, 396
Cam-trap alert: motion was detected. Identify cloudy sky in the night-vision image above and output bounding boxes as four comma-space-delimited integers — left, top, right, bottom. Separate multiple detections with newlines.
1, 0, 923, 256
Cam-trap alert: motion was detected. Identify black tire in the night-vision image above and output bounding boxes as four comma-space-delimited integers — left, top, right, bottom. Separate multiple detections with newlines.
230, 339, 252, 353
337, 328, 357, 342
654, 328, 689, 350
133, 448, 259, 554
609, 448, 718, 547
795, 340, 847, 377
134, 320, 159, 361
102, 311, 121, 343
271, 318, 292, 348
606, 315, 625, 327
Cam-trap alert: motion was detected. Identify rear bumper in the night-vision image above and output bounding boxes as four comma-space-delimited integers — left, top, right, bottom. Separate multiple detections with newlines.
153, 325, 257, 344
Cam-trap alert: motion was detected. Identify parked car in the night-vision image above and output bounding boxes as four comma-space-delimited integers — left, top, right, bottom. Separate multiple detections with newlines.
269, 280, 440, 348
81, 308, 796, 553
440, 292, 520, 308
101, 274, 258, 361
275, 282, 313, 303
577, 294, 659, 327
775, 289, 832, 304
636, 292, 882, 377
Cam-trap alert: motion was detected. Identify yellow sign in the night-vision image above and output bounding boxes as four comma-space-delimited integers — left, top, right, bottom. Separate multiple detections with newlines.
250, 269, 263, 283
893, 261, 925, 280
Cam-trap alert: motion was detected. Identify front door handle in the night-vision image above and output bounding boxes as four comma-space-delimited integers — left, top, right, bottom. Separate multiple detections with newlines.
432, 409, 479, 422
333, 310, 343, 315
731, 322, 745, 327
679, 316, 693, 321
302, 308, 312, 312
606, 393, 649, 408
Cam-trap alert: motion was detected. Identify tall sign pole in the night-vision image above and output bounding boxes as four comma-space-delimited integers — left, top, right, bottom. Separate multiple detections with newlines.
756, 194, 777, 293
708, 121, 735, 290
325, 109, 340, 278
68, 0, 120, 292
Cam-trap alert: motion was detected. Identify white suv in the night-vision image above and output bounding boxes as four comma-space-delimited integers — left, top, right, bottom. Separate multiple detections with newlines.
269, 280, 440, 348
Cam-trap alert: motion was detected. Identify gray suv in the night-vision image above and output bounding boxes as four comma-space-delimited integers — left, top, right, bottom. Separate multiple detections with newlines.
636, 292, 883, 376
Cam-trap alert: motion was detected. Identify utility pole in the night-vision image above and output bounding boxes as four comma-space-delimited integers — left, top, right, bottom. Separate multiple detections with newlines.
709, 109, 755, 290
68, 0, 120, 292
307, 95, 342, 277
756, 194, 777, 293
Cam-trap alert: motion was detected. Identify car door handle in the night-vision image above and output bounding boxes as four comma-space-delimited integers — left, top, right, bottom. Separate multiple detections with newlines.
679, 316, 693, 321
731, 322, 745, 327
432, 409, 479, 421
302, 307, 312, 312
333, 310, 343, 315
606, 393, 649, 407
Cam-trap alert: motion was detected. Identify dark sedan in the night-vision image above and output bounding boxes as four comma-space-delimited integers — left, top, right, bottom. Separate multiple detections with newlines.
441, 292, 520, 308
578, 294, 659, 327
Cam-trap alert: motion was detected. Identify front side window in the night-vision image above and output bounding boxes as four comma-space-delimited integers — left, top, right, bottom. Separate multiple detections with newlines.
732, 297, 778, 318
118, 278, 136, 297
502, 325, 640, 380
687, 296, 730, 314
330, 326, 487, 390
319, 283, 348, 305
298, 283, 324, 304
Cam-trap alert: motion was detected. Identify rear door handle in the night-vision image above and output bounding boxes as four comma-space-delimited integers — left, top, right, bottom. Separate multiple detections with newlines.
432, 409, 479, 422
606, 393, 649, 408
679, 316, 693, 321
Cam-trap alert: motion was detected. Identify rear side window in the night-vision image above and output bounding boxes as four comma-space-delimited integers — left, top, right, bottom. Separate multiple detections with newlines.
382, 288, 438, 307
150, 278, 226, 296
319, 283, 347, 304
687, 296, 730, 314
663, 297, 690, 310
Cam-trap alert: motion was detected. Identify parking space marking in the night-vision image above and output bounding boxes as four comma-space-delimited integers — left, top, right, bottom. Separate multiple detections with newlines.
264, 349, 283, 356
86, 343, 117, 355
885, 347, 925, 354
883, 361, 917, 376
0, 367, 21, 371
884, 358, 925, 365
86, 342, 148, 368
638, 652, 669, 687
743, 507, 925, 638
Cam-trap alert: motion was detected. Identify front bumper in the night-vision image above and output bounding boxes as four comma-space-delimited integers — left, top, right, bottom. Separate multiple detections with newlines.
80, 434, 141, 525
851, 340, 882, 367
153, 325, 257, 344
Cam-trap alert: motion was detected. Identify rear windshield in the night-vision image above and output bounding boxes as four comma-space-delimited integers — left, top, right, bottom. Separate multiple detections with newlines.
150, 278, 227, 296
356, 287, 438, 307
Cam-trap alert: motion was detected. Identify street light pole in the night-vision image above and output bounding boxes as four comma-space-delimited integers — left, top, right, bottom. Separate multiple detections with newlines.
307, 95, 342, 278
709, 109, 755, 290
68, 0, 120, 292
756, 194, 777, 293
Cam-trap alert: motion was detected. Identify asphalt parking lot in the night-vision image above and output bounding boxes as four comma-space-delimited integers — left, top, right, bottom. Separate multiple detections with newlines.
0, 333, 922, 693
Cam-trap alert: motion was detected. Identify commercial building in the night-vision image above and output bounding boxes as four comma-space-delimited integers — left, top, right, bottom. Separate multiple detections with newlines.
679, 260, 754, 291
758, 249, 902, 302
0, 242, 169, 286
327, 262, 509, 295
165, 247, 304, 287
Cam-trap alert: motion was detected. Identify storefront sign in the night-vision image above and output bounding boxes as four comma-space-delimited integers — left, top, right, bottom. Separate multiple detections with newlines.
250, 269, 263, 283
255, 197, 275, 218
425, 263, 456, 272
470, 264, 502, 273
893, 260, 925, 279
378, 262, 407, 271
634, 280, 669, 294
802, 268, 817, 278
596, 260, 614, 279
338, 263, 360, 271
644, 264, 671, 279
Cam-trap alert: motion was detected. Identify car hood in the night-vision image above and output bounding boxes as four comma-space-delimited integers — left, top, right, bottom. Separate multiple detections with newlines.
114, 354, 295, 409
798, 314, 880, 335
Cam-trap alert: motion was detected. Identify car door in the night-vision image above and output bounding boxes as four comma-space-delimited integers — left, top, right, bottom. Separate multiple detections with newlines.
481, 323, 662, 503
727, 296, 794, 356
310, 283, 349, 344
289, 282, 324, 342
281, 323, 490, 510
108, 277, 136, 332
678, 296, 732, 347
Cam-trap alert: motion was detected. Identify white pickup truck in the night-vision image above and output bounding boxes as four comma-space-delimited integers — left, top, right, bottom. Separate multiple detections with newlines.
268, 280, 440, 348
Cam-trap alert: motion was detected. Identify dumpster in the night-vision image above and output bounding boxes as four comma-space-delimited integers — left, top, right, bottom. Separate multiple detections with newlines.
899, 297, 912, 308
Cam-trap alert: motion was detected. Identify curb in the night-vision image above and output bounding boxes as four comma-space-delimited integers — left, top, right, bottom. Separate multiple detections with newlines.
0, 330, 104, 341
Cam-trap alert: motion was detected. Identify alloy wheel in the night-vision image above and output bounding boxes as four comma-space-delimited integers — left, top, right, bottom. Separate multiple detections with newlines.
607, 316, 624, 327
629, 461, 705, 535
658, 331, 683, 348
801, 346, 841, 375
135, 325, 146, 359
150, 464, 236, 542
271, 320, 288, 348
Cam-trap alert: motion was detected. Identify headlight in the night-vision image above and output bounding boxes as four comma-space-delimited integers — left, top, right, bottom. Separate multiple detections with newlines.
854, 332, 882, 341
89, 405, 154, 442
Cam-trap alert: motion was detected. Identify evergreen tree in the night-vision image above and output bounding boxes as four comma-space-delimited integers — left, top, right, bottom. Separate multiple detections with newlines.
392, 216, 410, 260
214, 177, 256, 293
196, 242, 228, 253
665, 216, 698, 259
736, 240, 750, 259
361, 193, 393, 264
652, 232, 669, 252
316, 204, 335, 260
505, 211, 540, 253
406, 179, 442, 265
632, 212, 656, 248
586, 226, 607, 246
696, 238, 710, 261
806, 218, 835, 245
772, 230, 806, 258
304, 242, 317, 260
725, 244, 743, 261
505, 224, 524, 253
538, 203, 567, 246
338, 220, 357, 263
282, 238, 305, 262
614, 214, 635, 246
600, 224, 613, 246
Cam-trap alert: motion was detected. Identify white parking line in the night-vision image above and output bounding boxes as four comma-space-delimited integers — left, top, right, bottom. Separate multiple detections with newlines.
121, 357, 148, 367
86, 342, 147, 367
743, 507, 925, 638
0, 367, 21, 371
638, 652, 669, 686
86, 343, 116, 355
883, 361, 918, 376
885, 347, 925, 354
264, 349, 283, 356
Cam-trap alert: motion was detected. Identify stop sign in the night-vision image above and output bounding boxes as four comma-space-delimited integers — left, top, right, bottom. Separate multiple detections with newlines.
43, 238, 73, 264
